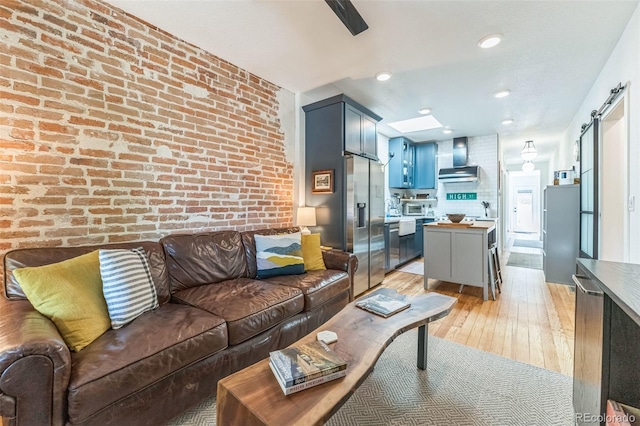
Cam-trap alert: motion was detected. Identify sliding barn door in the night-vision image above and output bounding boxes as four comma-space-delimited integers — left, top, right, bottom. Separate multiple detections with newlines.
579, 119, 599, 259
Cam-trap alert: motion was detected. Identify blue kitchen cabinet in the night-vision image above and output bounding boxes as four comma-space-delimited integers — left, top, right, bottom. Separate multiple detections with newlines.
388, 137, 414, 188
414, 142, 437, 189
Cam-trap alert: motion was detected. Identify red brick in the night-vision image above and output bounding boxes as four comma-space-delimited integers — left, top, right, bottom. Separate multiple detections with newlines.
41, 33, 81, 54
9, 128, 34, 140
0, 90, 39, 106
69, 116, 106, 127
66, 33, 104, 53
39, 122, 79, 135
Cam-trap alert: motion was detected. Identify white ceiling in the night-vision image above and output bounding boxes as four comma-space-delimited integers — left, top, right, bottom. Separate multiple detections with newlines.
107, 0, 638, 165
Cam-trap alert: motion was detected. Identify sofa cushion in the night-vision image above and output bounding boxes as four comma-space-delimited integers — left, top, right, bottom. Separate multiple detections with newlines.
264, 270, 350, 311
4, 241, 172, 304
301, 233, 326, 271
161, 231, 248, 292
67, 303, 227, 424
13, 250, 112, 352
254, 232, 305, 279
99, 248, 159, 329
241, 227, 301, 278
173, 278, 304, 345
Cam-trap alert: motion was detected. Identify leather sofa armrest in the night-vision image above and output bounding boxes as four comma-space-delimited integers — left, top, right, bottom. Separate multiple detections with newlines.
0, 297, 71, 426
321, 249, 358, 301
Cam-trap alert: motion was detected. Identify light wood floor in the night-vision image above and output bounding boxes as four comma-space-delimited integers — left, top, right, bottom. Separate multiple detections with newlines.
369, 240, 576, 377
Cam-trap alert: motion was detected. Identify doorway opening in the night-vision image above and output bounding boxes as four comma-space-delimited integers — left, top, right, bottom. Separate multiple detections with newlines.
599, 93, 628, 262
506, 170, 541, 238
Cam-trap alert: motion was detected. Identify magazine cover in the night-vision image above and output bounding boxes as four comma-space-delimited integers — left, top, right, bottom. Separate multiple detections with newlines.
269, 340, 347, 387
269, 361, 346, 395
355, 293, 411, 318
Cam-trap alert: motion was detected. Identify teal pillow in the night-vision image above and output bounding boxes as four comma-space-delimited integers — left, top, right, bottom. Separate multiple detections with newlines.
255, 232, 305, 279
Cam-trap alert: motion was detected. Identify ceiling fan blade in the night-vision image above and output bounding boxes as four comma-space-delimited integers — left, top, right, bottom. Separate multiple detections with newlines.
325, 0, 369, 36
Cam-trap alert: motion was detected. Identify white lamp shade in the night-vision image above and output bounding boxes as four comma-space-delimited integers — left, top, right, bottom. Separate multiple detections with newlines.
522, 160, 535, 173
521, 140, 537, 161
296, 207, 316, 227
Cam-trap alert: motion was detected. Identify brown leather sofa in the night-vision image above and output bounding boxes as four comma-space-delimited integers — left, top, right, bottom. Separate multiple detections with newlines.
0, 227, 356, 426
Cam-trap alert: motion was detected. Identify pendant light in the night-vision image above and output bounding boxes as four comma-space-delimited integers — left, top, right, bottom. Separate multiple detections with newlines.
521, 140, 537, 161
522, 160, 535, 173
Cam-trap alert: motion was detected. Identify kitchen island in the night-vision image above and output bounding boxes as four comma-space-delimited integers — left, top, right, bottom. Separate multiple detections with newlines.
423, 221, 496, 300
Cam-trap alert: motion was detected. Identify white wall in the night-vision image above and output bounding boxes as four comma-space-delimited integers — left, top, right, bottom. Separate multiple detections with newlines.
555, 3, 640, 261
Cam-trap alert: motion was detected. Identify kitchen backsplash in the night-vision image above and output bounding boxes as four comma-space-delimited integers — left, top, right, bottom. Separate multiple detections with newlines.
435, 134, 499, 218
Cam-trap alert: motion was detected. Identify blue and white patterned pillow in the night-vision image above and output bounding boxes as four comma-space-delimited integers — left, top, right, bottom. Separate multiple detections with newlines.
255, 232, 305, 279
99, 248, 159, 329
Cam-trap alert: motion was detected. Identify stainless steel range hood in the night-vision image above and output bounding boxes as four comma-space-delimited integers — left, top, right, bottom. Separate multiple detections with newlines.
438, 165, 480, 183
438, 137, 480, 183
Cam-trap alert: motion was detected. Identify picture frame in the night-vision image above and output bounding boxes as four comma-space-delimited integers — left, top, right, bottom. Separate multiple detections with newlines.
311, 169, 334, 194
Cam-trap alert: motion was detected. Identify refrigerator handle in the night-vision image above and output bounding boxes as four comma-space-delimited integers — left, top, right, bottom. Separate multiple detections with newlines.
356, 203, 366, 229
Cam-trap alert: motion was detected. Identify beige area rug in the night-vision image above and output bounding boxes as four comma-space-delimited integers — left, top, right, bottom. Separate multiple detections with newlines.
506, 252, 543, 270
396, 261, 424, 275
169, 330, 574, 426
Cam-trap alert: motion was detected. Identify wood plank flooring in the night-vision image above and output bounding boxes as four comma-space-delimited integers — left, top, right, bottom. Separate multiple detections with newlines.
367, 243, 576, 376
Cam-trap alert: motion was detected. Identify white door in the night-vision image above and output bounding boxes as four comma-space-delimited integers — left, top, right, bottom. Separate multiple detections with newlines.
513, 187, 536, 233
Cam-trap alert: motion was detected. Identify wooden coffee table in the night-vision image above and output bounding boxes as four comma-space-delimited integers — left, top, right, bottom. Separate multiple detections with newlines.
217, 289, 456, 426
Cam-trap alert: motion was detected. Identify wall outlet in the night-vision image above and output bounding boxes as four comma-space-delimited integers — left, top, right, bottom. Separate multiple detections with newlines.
628, 196, 635, 211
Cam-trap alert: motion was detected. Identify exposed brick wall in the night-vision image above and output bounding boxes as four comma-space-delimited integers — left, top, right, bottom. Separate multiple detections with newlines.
0, 0, 295, 267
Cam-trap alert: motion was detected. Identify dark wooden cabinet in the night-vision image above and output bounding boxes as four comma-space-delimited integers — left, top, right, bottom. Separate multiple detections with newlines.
574, 260, 640, 425
414, 143, 438, 189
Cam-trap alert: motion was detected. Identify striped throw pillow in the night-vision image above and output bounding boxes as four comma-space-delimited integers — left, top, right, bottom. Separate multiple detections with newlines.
255, 232, 305, 279
99, 248, 159, 329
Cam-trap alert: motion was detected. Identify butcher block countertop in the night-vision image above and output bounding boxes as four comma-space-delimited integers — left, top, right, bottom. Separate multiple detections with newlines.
425, 221, 495, 230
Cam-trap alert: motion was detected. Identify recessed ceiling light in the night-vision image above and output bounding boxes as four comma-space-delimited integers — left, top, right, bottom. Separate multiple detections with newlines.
478, 34, 503, 49
442, 129, 453, 134
501, 118, 514, 125
418, 108, 431, 115
494, 90, 511, 98
387, 115, 443, 133
375, 71, 392, 82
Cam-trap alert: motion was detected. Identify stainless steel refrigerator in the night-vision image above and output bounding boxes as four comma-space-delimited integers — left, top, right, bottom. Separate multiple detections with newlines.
345, 155, 385, 296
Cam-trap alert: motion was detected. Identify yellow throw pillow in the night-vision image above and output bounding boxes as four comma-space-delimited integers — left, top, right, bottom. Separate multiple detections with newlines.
13, 250, 111, 352
301, 233, 326, 271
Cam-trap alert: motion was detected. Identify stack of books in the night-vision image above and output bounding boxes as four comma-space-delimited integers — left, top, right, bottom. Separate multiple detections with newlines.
269, 340, 347, 395
355, 292, 411, 318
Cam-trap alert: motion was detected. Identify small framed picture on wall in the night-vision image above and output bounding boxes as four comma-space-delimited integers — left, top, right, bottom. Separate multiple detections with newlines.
311, 170, 334, 194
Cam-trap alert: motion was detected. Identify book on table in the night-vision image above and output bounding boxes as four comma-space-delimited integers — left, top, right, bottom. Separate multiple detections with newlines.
269, 340, 347, 395
355, 293, 411, 318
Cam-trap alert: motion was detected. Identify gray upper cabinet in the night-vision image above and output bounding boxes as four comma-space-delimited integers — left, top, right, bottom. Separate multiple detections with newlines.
344, 103, 379, 159
305, 95, 381, 161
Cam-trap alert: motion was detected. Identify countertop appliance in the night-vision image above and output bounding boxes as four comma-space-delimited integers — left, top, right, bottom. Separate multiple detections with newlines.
403, 202, 425, 216
558, 169, 575, 185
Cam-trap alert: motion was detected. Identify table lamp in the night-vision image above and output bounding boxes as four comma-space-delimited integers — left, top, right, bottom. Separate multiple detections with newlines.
296, 207, 316, 235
